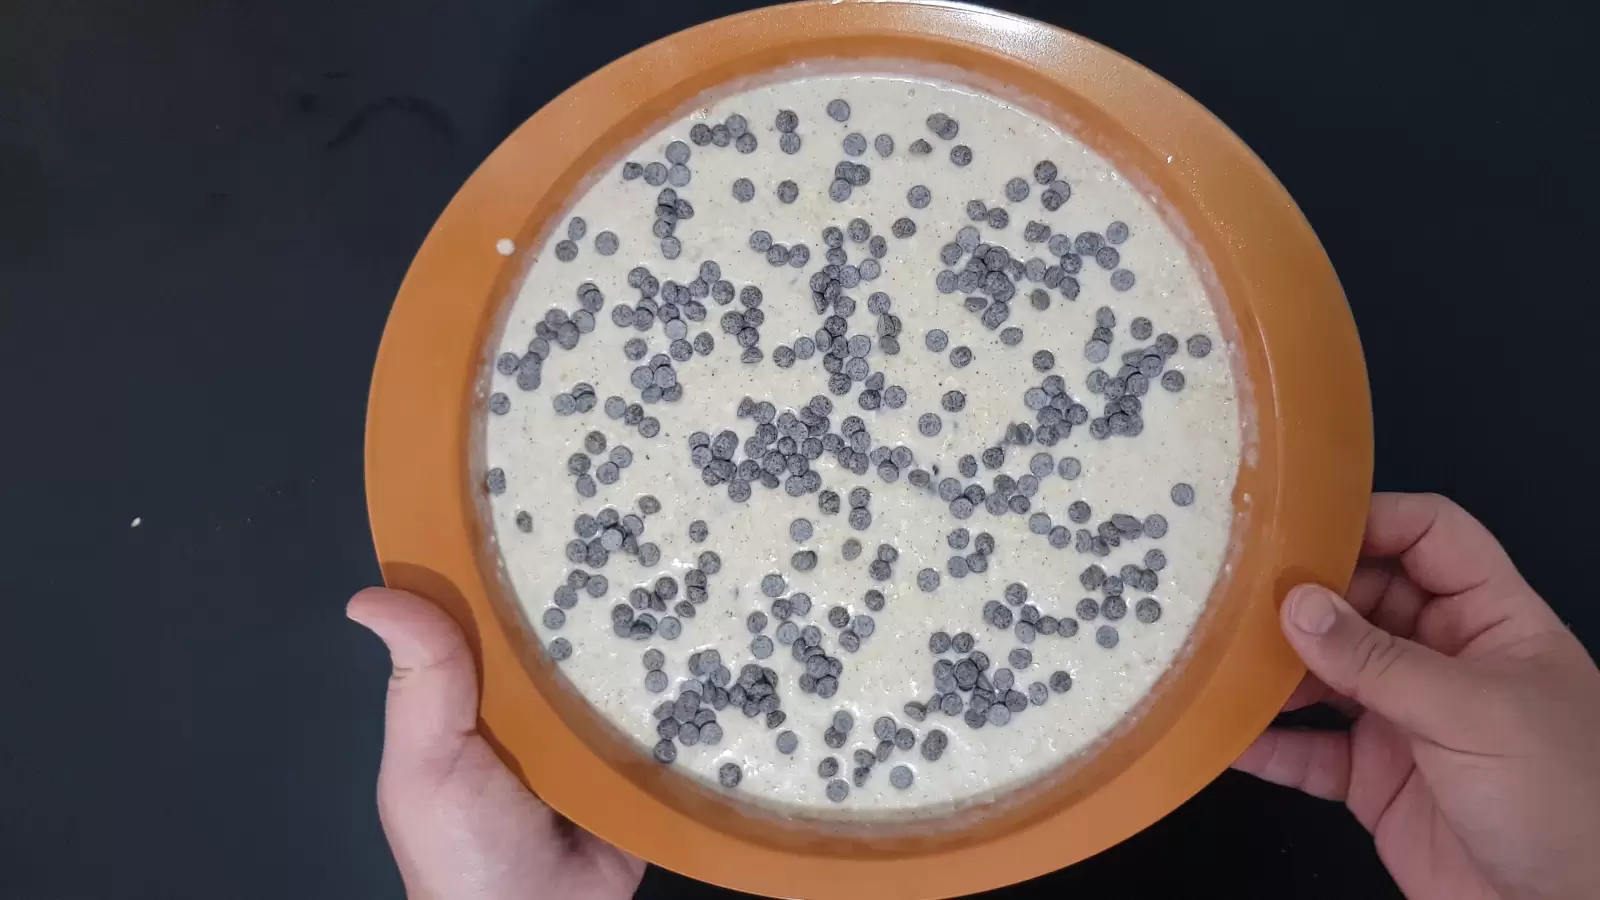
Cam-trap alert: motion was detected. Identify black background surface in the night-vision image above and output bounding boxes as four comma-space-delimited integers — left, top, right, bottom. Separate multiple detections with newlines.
2, 1, 1595, 897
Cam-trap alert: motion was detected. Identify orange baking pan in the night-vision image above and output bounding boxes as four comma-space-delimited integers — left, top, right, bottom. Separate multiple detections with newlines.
365, 2, 1372, 896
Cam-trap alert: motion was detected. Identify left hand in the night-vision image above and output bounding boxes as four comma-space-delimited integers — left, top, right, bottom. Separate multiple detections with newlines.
348, 587, 646, 900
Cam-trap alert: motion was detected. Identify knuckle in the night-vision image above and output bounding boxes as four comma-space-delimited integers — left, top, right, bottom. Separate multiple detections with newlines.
1410, 491, 1455, 527
1351, 627, 1406, 693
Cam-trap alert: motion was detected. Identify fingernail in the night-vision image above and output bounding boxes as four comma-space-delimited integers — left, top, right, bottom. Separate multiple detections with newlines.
1288, 586, 1338, 636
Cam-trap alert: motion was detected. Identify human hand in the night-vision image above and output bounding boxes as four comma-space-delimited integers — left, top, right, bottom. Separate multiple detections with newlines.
1233, 492, 1600, 900
348, 587, 646, 900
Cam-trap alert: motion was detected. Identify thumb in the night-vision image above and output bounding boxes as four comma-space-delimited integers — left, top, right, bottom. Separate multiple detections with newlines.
1281, 584, 1483, 743
347, 587, 479, 773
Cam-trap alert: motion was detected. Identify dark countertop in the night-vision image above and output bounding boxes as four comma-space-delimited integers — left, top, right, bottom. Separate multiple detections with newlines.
2, 1, 1593, 897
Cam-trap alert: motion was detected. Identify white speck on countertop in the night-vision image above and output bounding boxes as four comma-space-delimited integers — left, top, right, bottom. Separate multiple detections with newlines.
495, 238, 515, 256
130, 517, 142, 527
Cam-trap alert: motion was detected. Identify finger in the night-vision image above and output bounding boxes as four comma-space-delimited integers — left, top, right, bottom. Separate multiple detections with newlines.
1363, 493, 1522, 600
1345, 560, 1426, 642
1283, 564, 1414, 719
1281, 584, 1485, 745
348, 587, 478, 772
1368, 568, 1429, 641
1232, 728, 1351, 802
1365, 494, 1562, 656
1345, 713, 1416, 833
1286, 562, 1409, 720
1342, 561, 1392, 619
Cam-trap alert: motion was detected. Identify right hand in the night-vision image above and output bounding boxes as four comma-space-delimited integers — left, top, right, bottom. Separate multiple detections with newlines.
1232, 492, 1600, 900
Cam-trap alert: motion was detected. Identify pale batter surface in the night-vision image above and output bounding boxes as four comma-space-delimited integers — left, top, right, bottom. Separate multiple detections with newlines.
481, 72, 1239, 813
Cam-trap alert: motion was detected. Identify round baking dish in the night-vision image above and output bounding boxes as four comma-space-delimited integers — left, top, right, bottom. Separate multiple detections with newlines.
366, 3, 1372, 896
